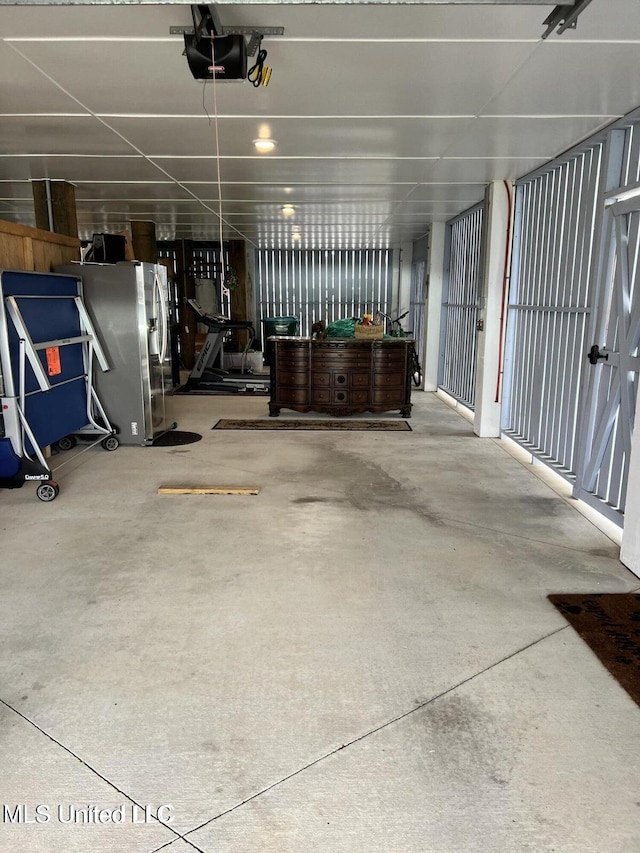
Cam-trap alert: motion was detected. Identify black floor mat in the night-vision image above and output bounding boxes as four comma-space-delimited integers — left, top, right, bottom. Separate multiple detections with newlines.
152, 430, 202, 446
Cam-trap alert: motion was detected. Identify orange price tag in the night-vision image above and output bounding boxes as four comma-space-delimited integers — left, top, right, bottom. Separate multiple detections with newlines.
46, 346, 62, 377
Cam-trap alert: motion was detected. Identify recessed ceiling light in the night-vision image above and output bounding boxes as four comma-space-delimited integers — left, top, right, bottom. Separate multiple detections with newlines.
282, 204, 295, 216
253, 138, 277, 153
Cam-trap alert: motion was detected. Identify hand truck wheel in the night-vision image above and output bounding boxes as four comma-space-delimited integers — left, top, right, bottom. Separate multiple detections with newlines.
36, 481, 59, 502
56, 435, 77, 452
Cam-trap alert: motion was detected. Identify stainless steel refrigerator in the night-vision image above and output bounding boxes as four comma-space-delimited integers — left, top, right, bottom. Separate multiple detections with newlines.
56, 261, 173, 445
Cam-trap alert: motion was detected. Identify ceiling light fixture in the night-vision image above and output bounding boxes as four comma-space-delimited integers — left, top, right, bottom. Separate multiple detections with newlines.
253, 138, 277, 153
282, 204, 295, 216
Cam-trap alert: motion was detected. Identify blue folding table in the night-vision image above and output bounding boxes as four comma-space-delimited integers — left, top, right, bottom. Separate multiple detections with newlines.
0, 269, 117, 501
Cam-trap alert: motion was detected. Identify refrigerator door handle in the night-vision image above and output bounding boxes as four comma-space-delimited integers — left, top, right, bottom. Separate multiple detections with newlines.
153, 271, 168, 364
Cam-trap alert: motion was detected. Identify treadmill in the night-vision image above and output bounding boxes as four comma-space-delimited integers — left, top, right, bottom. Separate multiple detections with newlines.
185, 299, 269, 393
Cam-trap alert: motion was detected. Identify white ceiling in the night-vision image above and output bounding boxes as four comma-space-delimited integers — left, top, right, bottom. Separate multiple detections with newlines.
1, 1, 640, 249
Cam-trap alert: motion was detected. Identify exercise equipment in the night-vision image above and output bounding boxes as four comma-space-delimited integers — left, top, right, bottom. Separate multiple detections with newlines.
185, 299, 269, 393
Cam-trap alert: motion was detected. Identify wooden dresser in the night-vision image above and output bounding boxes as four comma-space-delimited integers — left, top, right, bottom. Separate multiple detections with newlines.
269, 337, 413, 417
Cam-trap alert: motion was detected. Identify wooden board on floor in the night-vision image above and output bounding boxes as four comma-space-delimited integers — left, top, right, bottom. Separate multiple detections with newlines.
158, 486, 260, 495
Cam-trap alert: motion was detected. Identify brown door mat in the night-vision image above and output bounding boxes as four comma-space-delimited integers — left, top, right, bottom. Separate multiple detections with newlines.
212, 419, 412, 431
548, 593, 640, 707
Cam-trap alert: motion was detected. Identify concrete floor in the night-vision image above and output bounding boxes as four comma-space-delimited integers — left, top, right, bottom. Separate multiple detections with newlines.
1, 390, 639, 853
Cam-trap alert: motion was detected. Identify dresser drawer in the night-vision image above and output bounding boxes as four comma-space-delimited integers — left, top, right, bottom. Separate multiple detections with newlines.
274, 340, 308, 351
373, 354, 407, 369
276, 355, 309, 370
373, 388, 405, 405
277, 387, 310, 405
311, 371, 330, 387
328, 370, 369, 387
373, 342, 407, 352
351, 371, 370, 388
374, 342, 407, 356
374, 371, 405, 387
314, 355, 369, 370
350, 389, 370, 405
278, 370, 308, 387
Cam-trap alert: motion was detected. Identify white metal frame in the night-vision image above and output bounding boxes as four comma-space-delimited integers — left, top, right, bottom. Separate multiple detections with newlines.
501, 141, 603, 476
439, 203, 484, 409
255, 248, 396, 338
500, 109, 640, 526
573, 123, 640, 523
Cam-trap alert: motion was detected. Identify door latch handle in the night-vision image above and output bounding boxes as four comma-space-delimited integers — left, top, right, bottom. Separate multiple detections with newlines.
588, 344, 609, 365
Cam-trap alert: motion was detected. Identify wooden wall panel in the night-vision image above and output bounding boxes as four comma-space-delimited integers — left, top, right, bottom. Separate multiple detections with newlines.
0, 231, 28, 270
0, 220, 80, 272
31, 238, 79, 272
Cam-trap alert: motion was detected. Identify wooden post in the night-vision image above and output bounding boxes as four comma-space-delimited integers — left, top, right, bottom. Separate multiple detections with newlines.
158, 257, 181, 386
228, 239, 251, 348
176, 240, 197, 370
32, 180, 78, 238
130, 220, 158, 263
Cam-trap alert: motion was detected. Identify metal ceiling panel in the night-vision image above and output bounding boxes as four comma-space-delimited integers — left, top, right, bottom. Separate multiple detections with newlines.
0, 1, 566, 4
149, 156, 440, 185
0, 5, 190, 38
0, 3, 547, 40
0, 41, 79, 112
7, 40, 537, 116
0, 0, 639, 248
217, 3, 546, 40
6, 40, 203, 116
0, 199, 32, 214
408, 184, 486, 202
75, 198, 217, 215
444, 115, 614, 159
420, 155, 558, 183
0, 116, 135, 156
395, 199, 484, 214
0, 155, 167, 182
107, 116, 475, 159
71, 181, 196, 200
486, 43, 640, 117
185, 183, 421, 202
0, 181, 37, 200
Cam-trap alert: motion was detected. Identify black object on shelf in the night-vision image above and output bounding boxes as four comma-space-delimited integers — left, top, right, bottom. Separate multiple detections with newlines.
88, 233, 126, 264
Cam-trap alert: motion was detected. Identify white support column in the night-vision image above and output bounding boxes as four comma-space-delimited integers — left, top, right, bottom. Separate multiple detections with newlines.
424, 222, 445, 392
620, 387, 640, 578
397, 240, 413, 316
473, 181, 512, 438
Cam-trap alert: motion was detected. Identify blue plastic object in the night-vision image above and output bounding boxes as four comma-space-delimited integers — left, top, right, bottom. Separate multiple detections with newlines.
0, 438, 21, 479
